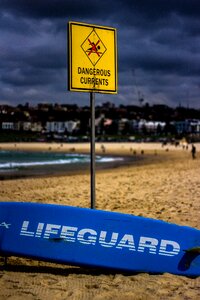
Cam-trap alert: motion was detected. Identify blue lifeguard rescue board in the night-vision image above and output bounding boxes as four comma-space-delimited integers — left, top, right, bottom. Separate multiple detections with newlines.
0, 202, 200, 276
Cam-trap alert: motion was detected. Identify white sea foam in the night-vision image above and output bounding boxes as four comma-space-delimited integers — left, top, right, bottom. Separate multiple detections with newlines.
0, 152, 123, 169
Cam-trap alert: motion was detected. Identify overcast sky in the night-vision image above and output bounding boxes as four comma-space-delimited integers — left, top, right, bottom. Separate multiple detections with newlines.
0, 0, 200, 108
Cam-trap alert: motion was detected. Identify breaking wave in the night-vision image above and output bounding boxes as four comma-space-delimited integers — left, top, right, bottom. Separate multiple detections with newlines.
0, 150, 123, 170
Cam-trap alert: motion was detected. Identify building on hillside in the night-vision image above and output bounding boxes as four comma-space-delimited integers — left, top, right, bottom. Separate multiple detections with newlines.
45, 120, 79, 134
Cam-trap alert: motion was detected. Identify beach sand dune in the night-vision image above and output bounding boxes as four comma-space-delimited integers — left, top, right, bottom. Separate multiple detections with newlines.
0, 143, 200, 299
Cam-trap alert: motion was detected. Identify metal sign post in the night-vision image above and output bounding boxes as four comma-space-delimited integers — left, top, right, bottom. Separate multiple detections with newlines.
68, 21, 117, 210
90, 91, 96, 209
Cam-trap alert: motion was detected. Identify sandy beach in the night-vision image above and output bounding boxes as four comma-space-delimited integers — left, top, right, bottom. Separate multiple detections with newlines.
0, 142, 200, 299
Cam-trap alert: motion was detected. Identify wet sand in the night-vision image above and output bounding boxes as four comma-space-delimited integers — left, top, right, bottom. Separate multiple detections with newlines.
0, 142, 200, 299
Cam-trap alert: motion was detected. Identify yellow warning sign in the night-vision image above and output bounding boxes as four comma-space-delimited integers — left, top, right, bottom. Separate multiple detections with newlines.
68, 21, 117, 94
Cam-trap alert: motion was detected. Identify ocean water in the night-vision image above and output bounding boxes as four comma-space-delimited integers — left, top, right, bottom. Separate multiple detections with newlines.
0, 150, 123, 170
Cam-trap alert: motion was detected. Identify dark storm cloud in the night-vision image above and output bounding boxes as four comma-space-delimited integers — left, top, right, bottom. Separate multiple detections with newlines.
0, 0, 199, 107
2, 0, 199, 21
0, 0, 118, 20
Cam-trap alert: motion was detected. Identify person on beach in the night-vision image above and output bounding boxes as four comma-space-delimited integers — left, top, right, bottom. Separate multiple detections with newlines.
101, 144, 106, 153
191, 144, 196, 159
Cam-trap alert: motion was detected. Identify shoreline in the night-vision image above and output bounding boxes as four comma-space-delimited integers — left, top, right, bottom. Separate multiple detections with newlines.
0, 155, 141, 180
0, 142, 190, 180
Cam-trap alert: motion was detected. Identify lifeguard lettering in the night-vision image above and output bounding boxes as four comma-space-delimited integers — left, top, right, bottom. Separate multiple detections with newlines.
20, 220, 181, 257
